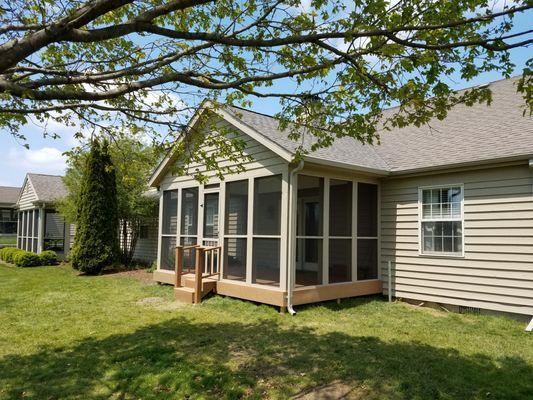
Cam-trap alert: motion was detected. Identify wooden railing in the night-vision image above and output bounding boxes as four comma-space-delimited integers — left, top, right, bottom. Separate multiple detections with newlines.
174, 244, 199, 288
175, 243, 221, 304
194, 246, 221, 303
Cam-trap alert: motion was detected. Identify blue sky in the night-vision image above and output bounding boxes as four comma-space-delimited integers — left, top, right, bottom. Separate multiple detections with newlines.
0, 7, 531, 188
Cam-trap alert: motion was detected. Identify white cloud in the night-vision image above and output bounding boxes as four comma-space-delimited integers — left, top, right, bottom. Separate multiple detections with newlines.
6, 147, 67, 177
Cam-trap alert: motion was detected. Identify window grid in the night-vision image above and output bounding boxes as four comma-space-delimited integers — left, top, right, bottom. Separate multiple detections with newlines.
420, 185, 464, 256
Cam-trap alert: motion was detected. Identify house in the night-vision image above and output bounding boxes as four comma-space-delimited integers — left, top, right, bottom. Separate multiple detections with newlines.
149, 77, 532, 317
14, 173, 159, 265
0, 186, 20, 245
15, 173, 73, 257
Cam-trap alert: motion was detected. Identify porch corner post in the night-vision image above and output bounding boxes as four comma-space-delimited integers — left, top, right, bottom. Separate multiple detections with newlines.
37, 206, 45, 253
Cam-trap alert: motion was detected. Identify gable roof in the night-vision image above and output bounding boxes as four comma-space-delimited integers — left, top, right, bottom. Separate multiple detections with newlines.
150, 77, 532, 186
19, 174, 68, 205
0, 186, 21, 206
223, 106, 391, 173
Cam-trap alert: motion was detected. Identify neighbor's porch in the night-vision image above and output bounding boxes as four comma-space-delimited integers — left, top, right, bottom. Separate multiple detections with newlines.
153, 165, 382, 307
16, 206, 70, 256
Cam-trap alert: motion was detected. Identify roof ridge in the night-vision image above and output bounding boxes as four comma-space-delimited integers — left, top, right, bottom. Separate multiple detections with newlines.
28, 172, 64, 178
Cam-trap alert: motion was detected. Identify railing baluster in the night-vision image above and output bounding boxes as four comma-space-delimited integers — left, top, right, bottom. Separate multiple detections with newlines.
194, 248, 204, 304
175, 245, 183, 288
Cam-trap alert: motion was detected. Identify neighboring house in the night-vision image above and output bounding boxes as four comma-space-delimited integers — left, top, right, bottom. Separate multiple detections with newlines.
0, 186, 21, 245
149, 77, 533, 317
15, 173, 73, 257
15, 173, 159, 264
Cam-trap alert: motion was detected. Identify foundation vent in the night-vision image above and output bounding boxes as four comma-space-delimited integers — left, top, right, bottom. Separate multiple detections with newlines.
459, 306, 481, 315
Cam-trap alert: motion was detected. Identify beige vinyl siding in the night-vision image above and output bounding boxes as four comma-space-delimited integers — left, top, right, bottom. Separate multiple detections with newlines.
133, 219, 158, 264
17, 180, 37, 211
381, 163, 533, 315
160, 119, 287, 189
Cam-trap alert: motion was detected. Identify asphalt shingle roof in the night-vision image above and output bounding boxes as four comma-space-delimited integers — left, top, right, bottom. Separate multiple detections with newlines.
0, 186, 21, 205
28, 173, 68, 203
225, 77, 532, 174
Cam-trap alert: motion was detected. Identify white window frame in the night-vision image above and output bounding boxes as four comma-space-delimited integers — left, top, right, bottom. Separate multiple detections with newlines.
418, 184, 465, 257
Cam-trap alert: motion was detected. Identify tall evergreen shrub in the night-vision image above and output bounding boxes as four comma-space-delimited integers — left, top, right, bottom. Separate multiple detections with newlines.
71, 140, 119, 274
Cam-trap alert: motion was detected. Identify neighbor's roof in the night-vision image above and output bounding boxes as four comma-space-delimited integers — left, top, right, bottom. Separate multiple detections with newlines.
27, 173, 68, 203
0, 186, 21, 206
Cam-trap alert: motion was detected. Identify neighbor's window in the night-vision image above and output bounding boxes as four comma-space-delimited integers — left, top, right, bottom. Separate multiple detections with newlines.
420, 186, 463, 255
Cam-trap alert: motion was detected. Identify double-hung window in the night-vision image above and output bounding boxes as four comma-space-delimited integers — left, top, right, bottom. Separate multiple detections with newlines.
420, 185, 463, 256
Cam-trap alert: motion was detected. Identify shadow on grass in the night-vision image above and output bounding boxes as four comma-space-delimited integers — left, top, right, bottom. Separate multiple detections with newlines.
0, 317, 531, 399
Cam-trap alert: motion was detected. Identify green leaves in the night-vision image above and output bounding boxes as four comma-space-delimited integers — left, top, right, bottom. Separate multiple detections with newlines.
0, 0, 530, 173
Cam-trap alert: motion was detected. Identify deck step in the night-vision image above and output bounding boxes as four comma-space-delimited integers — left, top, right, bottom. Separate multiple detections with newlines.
174, 278, 218, 304
174, 287, 195, 303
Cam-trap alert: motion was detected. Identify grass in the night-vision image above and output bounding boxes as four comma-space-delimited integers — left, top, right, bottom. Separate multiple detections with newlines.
0, 263, 532, 400
0, 236, 16, 245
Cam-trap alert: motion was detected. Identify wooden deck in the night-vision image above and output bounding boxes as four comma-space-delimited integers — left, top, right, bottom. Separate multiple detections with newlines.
155, 269, 382, 307
157, 244, 382, 307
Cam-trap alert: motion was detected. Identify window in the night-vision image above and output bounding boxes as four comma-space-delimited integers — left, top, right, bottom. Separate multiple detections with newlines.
139, 225, 149, 239
420, 186, 463, 255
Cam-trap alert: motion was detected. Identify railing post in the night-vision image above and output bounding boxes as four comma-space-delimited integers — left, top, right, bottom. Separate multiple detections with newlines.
194, 247, 205, 304
175, 245, 183, 288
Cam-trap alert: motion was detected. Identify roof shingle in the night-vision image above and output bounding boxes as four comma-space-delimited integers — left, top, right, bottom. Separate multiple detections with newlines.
28, 174, 68, 203
226, 77, 532, 174
0, 186, 21, 206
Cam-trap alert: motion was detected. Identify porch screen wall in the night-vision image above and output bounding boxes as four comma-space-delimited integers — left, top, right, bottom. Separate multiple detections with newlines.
224, 180, 248, 281
329, 179, 352, 283
180, 187, 198, 269
296, 175, 324, 286
160, 190, 178, 270
357, 183, 378, 280
252, 175, 282, 286
44, 210, 65, 253
17, 210, 39, 252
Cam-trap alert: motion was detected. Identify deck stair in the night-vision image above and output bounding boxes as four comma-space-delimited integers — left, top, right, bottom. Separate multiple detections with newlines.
173, 244, 221, 304
174, 273, 218, 303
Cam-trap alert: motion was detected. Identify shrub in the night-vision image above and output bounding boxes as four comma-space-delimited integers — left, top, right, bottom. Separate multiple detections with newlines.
39, 250, 58, 266
0, 248, 24, 264
71, 140, 119, 275
12, 251, 41, 268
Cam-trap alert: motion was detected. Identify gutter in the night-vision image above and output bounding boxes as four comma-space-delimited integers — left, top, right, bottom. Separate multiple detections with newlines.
286, 160, 304, 315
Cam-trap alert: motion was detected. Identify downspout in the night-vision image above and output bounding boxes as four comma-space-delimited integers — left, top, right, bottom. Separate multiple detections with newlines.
286, 160, 304, 315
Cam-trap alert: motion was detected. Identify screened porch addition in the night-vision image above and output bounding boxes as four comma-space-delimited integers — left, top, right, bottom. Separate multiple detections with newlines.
17, 209, 68, 254
155, 170, 381, 307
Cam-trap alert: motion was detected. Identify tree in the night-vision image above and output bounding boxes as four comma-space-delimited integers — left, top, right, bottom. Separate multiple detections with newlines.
60, 136, 158, 266
0, 0, 531, 170
70, 139, 120, 274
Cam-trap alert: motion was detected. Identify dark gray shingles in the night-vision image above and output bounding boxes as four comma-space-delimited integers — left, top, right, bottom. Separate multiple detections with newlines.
374, 77, 533, 172
28, 174, 68, 203
225, 77, 532, 174
225, 106, 390, 172
0, 186, 21, 205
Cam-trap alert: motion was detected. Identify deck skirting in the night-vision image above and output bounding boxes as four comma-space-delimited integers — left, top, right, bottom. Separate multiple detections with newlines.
154, 270, 382, 307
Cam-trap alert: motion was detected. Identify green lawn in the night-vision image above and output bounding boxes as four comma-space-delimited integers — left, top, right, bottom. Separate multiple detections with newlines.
0, 236, 16, 245
0, 263, 532, 400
